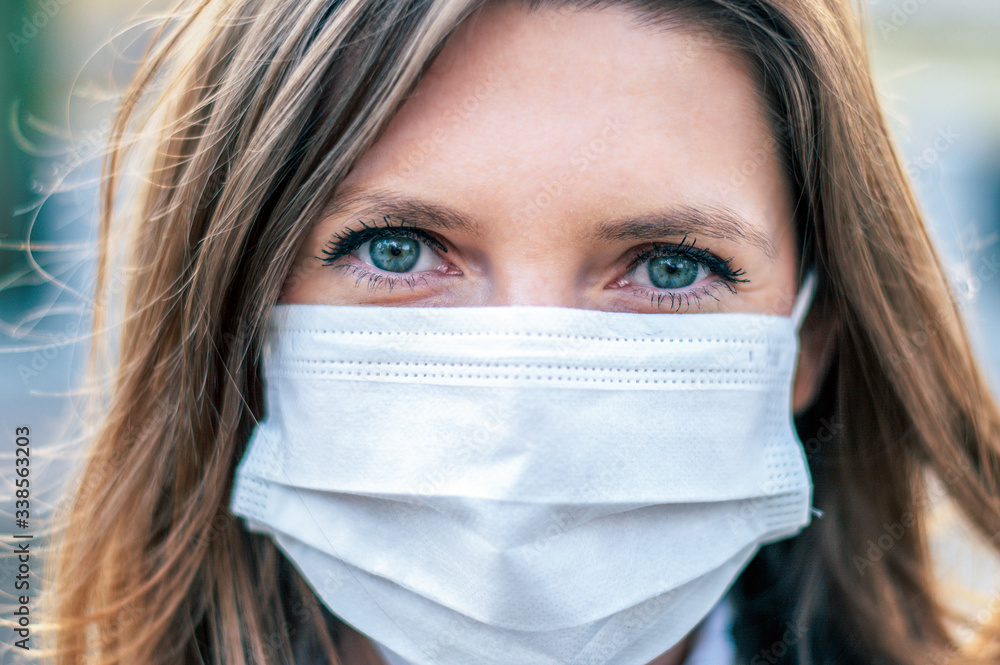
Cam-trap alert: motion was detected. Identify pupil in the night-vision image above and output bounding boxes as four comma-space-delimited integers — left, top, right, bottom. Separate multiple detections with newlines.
370, 236, 420, 272
648, 256, 699, 289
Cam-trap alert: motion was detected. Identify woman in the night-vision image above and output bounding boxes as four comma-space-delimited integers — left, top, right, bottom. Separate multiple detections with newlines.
43, 0, 1000, 664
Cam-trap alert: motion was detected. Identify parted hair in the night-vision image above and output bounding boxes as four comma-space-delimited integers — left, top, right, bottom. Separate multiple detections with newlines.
43, 0, 1000, 663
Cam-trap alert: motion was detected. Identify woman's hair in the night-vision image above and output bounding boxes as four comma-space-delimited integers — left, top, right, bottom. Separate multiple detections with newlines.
43, 0, 1000, 663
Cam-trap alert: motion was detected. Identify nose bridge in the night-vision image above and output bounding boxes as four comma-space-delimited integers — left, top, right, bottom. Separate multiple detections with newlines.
484, 249, 584, 308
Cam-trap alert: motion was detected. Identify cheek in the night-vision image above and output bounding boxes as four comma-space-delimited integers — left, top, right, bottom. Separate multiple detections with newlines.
279, 228, 332, 304
278, 260, 313, 303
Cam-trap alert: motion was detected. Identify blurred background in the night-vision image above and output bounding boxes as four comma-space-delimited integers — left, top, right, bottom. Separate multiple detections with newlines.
0, 0, 998, 658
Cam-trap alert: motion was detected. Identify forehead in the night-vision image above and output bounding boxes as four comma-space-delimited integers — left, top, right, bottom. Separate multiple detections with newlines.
336, 2, 789, 241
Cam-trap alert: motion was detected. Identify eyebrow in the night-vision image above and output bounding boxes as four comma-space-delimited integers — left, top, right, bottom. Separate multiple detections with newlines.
322, 188, 776, 259
322, 187, 483, 236
591, 205, 776, 259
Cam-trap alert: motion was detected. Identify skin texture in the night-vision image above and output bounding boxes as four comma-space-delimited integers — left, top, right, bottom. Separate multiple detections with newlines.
282, 3, 838, 663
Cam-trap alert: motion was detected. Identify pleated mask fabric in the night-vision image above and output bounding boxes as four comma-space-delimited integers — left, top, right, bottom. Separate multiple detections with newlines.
230, 273, 817, 665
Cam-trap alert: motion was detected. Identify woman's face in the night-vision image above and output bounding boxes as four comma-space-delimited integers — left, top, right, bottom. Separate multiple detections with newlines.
282, 2, 831, 411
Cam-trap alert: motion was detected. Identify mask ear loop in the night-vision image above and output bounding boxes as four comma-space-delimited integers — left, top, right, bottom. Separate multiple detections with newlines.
790, 269, 825, 519
790, 270, 818, 333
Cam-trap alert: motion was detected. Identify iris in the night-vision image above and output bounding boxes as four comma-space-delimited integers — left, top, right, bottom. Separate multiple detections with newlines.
370, 236, 420, 272
648, 255, 699, 289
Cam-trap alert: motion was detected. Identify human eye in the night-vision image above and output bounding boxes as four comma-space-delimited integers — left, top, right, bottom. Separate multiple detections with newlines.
317, 217, 459, 292
609, 235, 749, 312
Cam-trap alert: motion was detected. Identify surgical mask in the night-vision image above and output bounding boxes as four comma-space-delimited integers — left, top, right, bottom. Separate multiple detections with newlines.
229, 273, 817, 665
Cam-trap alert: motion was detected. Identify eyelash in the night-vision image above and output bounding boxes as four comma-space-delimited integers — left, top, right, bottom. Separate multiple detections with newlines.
318, 217, 449, 293
317, 218, 749, 310
620, 235, 748, 312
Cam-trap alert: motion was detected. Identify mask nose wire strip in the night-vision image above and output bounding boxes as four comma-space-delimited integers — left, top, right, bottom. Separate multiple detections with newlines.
791, 270, 818, 333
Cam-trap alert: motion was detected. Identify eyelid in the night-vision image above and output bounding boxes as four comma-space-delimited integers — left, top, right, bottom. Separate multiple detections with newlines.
317, 218, 449, 267
622, 236, 747, 286
317, 221, 749, 312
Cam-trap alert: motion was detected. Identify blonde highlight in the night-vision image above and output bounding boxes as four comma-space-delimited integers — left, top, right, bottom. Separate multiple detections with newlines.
40, 1, 1000, 664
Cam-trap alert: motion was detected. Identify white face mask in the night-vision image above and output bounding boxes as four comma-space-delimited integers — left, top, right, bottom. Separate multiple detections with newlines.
229, 273, 818, 665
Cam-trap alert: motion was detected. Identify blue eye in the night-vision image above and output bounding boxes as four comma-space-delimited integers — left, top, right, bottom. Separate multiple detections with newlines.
318, 220, 749, 312
319, 218, 448, 276
367, 236, 422, 272
626, 237, 742, 293
616, 237, 749, 311
646, 255, 703, 289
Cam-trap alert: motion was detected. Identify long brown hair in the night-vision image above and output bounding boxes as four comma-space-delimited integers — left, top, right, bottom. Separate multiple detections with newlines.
42, 0, 1000, 663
